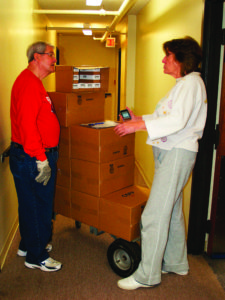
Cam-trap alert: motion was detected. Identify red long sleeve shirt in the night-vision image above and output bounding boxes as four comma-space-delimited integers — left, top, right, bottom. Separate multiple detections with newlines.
11, 69, 60, 161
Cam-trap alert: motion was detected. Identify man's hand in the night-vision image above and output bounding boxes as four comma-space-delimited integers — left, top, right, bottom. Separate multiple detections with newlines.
35, 159, 51, 186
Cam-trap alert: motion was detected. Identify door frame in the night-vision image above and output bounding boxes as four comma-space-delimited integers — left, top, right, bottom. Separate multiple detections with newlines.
207, 46, 225, 256
187, 0, 224, 254
117, 48, 121, 120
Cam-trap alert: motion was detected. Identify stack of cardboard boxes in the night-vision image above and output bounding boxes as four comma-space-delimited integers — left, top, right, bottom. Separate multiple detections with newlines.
49, 66, 150, 242
55, 66, 109, 93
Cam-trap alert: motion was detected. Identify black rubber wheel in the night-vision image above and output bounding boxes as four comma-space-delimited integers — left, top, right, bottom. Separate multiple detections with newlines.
75, 221, 81, 229
107, 238, 141, 278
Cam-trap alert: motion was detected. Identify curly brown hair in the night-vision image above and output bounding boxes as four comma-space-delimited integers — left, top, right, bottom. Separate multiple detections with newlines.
163, 36, 202, 77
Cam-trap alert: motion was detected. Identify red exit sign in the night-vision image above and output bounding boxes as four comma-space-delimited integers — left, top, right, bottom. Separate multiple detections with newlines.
106, 37, 115, 47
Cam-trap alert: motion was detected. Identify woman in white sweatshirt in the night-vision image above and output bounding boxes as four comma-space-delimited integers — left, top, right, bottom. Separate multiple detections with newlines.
115, 36, 207, 290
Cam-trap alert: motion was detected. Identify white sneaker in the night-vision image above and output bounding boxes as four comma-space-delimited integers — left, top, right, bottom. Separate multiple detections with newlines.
117, 275, 153, 290
162, 270, 188, 275
24, 257, 62, 272
17, 244, 52, 257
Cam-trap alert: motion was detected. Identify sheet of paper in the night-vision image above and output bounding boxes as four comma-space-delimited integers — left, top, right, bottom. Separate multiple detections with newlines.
92, 120, 118, 128
80, 120, 118, 128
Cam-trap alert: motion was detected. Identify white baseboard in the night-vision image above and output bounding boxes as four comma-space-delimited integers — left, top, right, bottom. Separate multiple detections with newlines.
0, 217, 19, 271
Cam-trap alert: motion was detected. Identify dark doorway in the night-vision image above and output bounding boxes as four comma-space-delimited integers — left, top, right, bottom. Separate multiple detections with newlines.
117, 48, 121, 120
187, 0, 224, 255
207, 48, 225, 257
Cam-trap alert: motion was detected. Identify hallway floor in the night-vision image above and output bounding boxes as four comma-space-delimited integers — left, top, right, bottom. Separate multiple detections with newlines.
1, 215, 225, 299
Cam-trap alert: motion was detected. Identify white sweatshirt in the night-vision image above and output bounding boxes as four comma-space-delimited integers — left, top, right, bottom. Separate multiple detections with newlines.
143, 72, 207, 152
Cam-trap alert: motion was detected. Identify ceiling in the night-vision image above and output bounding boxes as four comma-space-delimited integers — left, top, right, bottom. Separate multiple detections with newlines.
36, 0, 150, 39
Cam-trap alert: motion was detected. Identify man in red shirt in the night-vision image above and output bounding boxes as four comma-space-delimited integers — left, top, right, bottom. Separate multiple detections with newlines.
10, 41, 62, 272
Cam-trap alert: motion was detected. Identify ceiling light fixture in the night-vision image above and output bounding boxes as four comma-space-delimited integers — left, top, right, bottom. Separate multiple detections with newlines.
86, 0, 102, 6
82, 23, 92, 36
83, 29, 92, 36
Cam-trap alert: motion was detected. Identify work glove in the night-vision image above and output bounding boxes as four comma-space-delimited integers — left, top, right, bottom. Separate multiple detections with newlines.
35, 159, 51, 186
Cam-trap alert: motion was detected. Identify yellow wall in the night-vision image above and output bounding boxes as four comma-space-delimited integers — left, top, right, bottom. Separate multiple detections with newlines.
117, 19, 128, 111
133, 0, 205, 231
0, 0, 56, 269
126, 15, 137, 110
57, 34, 119, 120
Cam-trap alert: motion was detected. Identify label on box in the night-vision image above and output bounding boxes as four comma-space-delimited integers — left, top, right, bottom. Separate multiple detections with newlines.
93, 83, 101, 88
73, 75, 79, 80
86, 83, 94, 89
71, 82, 101, 90
80, 68, 100, 72
73, 67, 79, 72
72, 83, 79, 89
79, 83, 88, 89
80, 74, 100, 80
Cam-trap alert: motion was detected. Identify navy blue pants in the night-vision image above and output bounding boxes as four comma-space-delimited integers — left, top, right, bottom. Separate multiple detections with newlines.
9, 142, 58, 264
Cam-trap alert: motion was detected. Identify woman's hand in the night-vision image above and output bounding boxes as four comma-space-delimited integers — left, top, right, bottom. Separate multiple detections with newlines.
114, 120, 146, 137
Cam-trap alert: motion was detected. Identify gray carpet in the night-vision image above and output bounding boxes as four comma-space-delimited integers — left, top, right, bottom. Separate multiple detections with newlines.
0, 215, 225, 300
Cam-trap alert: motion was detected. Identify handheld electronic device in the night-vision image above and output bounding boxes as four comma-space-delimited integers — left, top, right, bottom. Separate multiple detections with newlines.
120, 109, 131, 120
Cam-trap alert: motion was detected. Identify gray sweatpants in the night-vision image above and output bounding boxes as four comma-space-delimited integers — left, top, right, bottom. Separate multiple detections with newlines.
134, 147, 197, 286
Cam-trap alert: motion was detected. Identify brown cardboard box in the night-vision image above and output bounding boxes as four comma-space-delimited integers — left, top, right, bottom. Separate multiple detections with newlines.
71, 190, 99, 228
55, 66, 109, 93
54, 185, 71, 218
71, 156, 135, 197
98, 185, 150, 241
58, 126, 70, 158
48, 91, 105, 127
99, 67, 109, 92
70, 125, 135, 163
55, 66, 79, 92
56, 156, 71, 188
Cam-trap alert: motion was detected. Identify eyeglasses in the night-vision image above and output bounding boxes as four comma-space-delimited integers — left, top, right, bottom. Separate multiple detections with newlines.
37, 52, 56, 58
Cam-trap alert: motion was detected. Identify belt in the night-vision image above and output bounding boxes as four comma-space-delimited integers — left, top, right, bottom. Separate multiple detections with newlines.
45, 147, 58, 153
12, 142, 23, 149
12, 142, 58, 153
